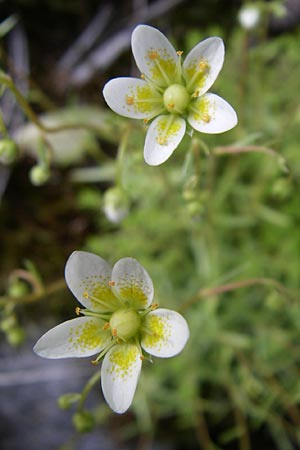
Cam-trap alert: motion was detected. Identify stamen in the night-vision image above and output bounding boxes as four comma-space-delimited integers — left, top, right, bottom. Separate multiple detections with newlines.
126, 95, 134, 105
108, 280, 115, 286
156, 114, 175, 146
192, 89, 200, 98
140, 355, 145, 361
91, 339, 116, 364
141, 74, 145, 79
151, 303, 159, 310
103, 322, 110, 330
82, 290, 115, 311
143, 118, 149, 125
75, 307, 81, 316
199, 59, 209, 72
158, 137, 166, 145
167, 103, 175, 109
176, 50, 183, 56
148, 50, 158, 60
112, 328, 118, 337
186, 59, 210, 92
202, 113, 211, 123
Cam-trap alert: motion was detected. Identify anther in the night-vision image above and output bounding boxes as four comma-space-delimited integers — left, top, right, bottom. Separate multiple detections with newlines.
193, 89, 200, 98
91, 359, 100, 365
151, 303, 159, 310
116, 338, 122, 344
103, 322, 110, 330
75, 307, 81, 316
148, 50, 158, 60
112, 328, 118, 337
157, 137, 166, 145
108, 280, 115, 286
177, 50, 183, 56
140, 355, 145, 361
126, 95, 134, 105
199, 60, 209, 72
83, 291, 89, 299
143, 118, 149, 125
202, 113, 211, 123
141, 74, 145, 79
167, 103, 175, 109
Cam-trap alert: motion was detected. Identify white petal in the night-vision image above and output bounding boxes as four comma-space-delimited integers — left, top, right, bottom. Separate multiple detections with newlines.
101, 343, 142, 414
102, 77, 162, 119
111, 257, 153, 310
65, 251, 120, 312
141, 309, 189, 358
183, 37, 224, 96
33, 317, 110, 359
144, 114, 186, 166
188, 93, 238, 134
131, 24, 178, 88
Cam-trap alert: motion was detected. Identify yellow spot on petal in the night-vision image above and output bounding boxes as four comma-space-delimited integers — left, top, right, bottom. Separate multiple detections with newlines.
126, 95, 134, 105
107, 345, 140, 380
202, 113, 211, 123
148, 50, 158, 60
199, 59, 209, 72
142, 314, 171, 350
68, 320, 107, 353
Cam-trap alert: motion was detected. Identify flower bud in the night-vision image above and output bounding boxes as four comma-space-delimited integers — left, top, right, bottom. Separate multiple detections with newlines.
72, 410, 95, 433
7, 326, 26, 346
238, 5, 261, 30
8, 279, 29, 298
29, 165, 50, 186
103, 187, 129, 224
0, 138, 19, 164
58, 393, 81, 410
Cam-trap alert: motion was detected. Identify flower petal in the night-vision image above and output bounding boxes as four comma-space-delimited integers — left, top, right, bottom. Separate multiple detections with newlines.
188, 93, 238, 134
111, 257, 153, 310
101, 343, 142, 414
33, 317, 110, 359
102, 77, 162, 119
183, 37, 224, 96
141, 308, 189, 358
131, 24, 178, 88
144, 114, 186, 166
65, 251, 120, 312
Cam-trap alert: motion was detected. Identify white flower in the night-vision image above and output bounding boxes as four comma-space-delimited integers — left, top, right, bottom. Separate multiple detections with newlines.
238, 5, 261, 30
103, 24, 237, 166
34, 251, 189, 414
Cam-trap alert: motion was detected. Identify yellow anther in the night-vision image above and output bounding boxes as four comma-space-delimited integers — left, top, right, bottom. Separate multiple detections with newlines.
157, 137, 166, 145
112, 328, 118, 337
148, 50, 158, 60
75, 307, 81, 316
116, 338, 122, 344
83, 291, 89, 299
202, 113, 211, 123
151, 303, 159, 310
199, 59, 209, 72
167, 103, 175, 109
103, 322, 110, 330
193, 89, 200, 98
140, 355, 145, 361
143, 118, 149, 125
141, 73, 145, 79
126, 95, 134, 105
108, 280, 115, 286
176, 50, 183, 56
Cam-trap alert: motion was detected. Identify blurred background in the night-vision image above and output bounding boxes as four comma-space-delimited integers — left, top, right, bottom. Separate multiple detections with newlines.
1, 0, 300, 449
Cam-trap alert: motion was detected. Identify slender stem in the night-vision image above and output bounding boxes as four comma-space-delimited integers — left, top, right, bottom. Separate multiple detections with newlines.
0, 278, 66, 305
213, 145, 278, 158
194, 411, 216, 450
179, 277, 298, 312
78, 370, 101, 411
116, 125, 130, 186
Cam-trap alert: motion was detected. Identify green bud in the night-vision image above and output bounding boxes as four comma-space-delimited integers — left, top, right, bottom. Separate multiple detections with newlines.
29, 165, 50, 186
186, 200, 203, 218
110, 308, 141, 341
103, 187, 129, 224
0, 315, 17, 332
8, 279, 29, 298
0, 138, 19, 164
58, 393, 82, 410
163, 84, 190, 114
72, 410, 95, 433
7, 326, 26, 346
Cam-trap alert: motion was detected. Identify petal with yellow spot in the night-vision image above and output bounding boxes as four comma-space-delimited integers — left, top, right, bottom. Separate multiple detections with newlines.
101, 343, 142, 414
131, 24, 178, 88
33, 317, 110, 359
102, 77, 162, 119
111, 258, 154, 310
188, 93, 238, 134
141, 308, 189, 358
144, 114, 186, 166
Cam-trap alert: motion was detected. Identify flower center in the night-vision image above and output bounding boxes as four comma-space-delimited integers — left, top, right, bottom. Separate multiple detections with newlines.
163, 84, 190, 114
109, 308, 141, 341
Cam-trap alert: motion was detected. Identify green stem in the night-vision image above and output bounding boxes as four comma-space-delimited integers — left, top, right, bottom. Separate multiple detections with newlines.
78, 370, 101, 411
116, 125, 130, 186
0, 278, 66, 306
179, 277, 298, 313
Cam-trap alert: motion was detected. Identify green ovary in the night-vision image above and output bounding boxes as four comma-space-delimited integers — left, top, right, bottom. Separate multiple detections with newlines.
110, 309, 141, 341
163, 84, 190, 114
